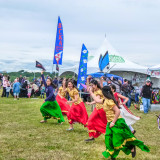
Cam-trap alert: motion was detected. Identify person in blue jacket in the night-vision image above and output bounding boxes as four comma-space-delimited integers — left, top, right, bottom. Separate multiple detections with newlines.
13, 78, 21, 100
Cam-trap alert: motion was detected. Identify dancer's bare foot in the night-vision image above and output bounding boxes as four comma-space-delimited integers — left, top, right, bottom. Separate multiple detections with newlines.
40, 120, 47, 123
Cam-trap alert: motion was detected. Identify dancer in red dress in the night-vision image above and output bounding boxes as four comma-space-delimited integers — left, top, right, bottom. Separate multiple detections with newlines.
66, 80, 88, 131
85, 78, 107, 142
56, 78, 70, 115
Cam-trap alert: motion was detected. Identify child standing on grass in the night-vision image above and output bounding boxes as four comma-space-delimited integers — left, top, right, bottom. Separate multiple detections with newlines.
6, 82, 11, 98
88, 86, 150, 159
27, 85, 32, 98
40, 84, 45, 99
13, 78, 21, 100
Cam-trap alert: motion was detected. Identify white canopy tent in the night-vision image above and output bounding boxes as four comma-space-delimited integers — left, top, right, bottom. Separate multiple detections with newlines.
59, 38, 148, 75
149, 64, 160, 71
87, 38, 148, 74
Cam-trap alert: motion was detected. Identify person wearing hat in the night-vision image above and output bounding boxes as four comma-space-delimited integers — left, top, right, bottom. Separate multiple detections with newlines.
140, 79, 152, 113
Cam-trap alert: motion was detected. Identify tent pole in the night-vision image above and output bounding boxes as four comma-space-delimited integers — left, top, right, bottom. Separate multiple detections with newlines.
107, 64, 116, 73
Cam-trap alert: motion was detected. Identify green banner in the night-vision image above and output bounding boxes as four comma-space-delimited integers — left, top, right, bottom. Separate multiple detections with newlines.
109, 55, 125, 63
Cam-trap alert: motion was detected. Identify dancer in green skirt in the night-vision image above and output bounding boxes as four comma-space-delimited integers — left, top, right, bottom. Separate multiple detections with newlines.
88, 86, 150, 159
40, 71, 64, 124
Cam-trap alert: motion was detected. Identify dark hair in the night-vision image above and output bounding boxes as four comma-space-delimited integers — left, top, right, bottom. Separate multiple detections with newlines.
124, 79, 128, 82
62, 78, 67, 88
90, 79, 101, 89
111, 84, 116, 92
67, 80, 79, 91
47, 77, 57, 89
102, 86, 120, 109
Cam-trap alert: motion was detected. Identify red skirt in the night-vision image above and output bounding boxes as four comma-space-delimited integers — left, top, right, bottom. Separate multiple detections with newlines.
67, 102, 88, 126
56, 95, 70, 115
87, 107, 107, 138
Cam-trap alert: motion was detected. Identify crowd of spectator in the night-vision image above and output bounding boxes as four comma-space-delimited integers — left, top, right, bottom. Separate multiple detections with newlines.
0, 73, 77, 100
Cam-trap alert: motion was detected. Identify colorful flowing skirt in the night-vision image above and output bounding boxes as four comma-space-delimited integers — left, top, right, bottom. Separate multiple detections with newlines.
56, 95, 70, 115
87, 107, 107, 138
102, 118, 150, 159
67, 102, 88, 126
120, 104, 140, 126
40, 100, 65, 123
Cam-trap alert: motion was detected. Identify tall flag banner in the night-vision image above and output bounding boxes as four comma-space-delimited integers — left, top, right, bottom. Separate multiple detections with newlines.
98, 51, 109, 72
77, 44, 89, 90
53, 16, 64, 65
35, 61, 46, 71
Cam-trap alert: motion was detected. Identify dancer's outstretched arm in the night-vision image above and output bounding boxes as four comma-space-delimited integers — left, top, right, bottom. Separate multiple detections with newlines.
41, 71, 47, 88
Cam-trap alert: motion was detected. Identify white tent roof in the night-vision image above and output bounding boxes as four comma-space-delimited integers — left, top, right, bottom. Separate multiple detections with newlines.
149, 64, 160, 71
60, 38, 148, 75
87, 38, 148, 74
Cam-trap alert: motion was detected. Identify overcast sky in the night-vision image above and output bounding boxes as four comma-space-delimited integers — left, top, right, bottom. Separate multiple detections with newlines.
0, 0, 160, 72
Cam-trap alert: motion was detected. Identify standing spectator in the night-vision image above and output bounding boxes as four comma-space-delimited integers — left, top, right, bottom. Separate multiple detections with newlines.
13, 79, 21, 100
53, 77, 58, 87
110, 76, 122, 93
1, 75, 7, 97
0, 73, 3, 89
134, 84, 140, 104
21, 77, 28, 97
7, 75, 10, 81
27, 85, 32, 98
6, 82, 11, 98
40, 84, 45, 98
19, 75, 23, 84
122, 79, 132, 108
100, 76, 108, 88
140, 79, 152, 114
32, 83, 39, 97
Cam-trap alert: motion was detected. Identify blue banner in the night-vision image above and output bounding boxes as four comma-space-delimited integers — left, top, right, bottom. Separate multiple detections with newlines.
53, 16, 64, 65
99, 51, 109, 72
77, 44, 89, 90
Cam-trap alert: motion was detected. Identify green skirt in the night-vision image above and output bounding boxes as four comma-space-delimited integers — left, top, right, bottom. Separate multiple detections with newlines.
40, 100, 65, 123
102, 118, 150, 158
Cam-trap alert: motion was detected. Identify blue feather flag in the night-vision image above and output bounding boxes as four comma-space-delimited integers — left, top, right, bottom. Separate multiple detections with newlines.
53, 16, 64, 65
77, 44, 89, 90
98, 51, 109, 72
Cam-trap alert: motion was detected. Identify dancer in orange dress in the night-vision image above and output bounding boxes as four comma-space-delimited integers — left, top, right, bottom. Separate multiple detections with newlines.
85, 78, 107, 142
56, 78, 70, 115
66, 80, 88, 131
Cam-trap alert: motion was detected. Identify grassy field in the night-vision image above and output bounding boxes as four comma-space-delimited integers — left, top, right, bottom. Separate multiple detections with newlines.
0, 90, 160, 160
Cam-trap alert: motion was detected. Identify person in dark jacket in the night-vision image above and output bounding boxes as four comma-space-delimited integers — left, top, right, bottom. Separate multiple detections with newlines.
122, 79, 132, 108
140, 79, 152, 113
40, 71, 64, 124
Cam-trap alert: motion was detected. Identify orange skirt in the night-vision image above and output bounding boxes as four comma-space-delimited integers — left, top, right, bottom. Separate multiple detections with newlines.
87, 107, 107, 138
67, 102, 88, 126
56, 95, 70, 115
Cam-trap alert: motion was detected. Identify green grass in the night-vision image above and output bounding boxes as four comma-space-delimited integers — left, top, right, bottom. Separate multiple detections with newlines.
0, 90, 160, 160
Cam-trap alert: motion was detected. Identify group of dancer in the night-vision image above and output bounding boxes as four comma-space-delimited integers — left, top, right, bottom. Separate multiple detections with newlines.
40, 71, 150, 159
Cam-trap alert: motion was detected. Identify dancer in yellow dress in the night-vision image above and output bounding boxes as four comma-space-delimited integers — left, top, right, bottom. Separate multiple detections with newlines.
66, 80, 88, 131
88, 85, 150, 159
